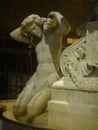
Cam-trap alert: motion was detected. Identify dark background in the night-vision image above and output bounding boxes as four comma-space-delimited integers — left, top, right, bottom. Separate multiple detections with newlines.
0, 0, 95, 99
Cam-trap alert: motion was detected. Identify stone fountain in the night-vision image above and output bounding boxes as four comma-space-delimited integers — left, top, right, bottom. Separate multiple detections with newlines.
0, 8, 98, 130
48, 20, 98, 130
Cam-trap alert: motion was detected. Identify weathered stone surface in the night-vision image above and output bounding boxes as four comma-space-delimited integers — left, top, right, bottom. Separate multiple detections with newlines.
48, 20, 98, 130
48, 89, 98, 130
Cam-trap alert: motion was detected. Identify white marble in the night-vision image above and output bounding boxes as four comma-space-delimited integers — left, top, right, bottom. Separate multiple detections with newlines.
48, 89, 98, 130
48, 21, 98, 130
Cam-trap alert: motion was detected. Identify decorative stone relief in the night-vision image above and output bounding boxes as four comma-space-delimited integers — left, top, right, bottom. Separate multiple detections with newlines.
53, 21, 98, 91
49, 20, 98, 130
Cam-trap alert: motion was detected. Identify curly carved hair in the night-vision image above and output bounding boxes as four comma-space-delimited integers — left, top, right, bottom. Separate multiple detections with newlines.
21, 14, 43, 28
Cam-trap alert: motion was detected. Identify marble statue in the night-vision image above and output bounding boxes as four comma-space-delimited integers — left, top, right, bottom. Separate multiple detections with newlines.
10, 11, 71, 123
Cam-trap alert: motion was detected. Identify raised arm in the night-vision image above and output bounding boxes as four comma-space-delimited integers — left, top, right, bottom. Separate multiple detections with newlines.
48, 11, 71, 35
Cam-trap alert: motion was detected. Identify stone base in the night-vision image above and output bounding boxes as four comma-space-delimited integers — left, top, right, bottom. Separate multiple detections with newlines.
48, 89, 98, 130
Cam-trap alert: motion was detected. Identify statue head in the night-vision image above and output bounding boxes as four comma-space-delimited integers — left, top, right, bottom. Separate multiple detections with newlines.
10, 14, 44, 45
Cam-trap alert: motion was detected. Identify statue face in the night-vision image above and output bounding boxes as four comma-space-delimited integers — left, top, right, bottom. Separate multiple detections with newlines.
10, 21, 42, 45
22, 22, 42, 38
22, 22, 42, 45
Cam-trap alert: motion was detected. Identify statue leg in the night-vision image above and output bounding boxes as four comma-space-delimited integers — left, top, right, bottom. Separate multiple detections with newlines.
26, 86, 51, 123
14, 81, 37, 118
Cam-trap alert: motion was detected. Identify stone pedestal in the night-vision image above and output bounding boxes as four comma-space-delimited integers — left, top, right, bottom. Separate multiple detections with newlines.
48, 88, 98, 130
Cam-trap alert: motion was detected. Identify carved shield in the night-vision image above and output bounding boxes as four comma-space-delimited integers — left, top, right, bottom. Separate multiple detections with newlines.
86, 21, 98, 67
